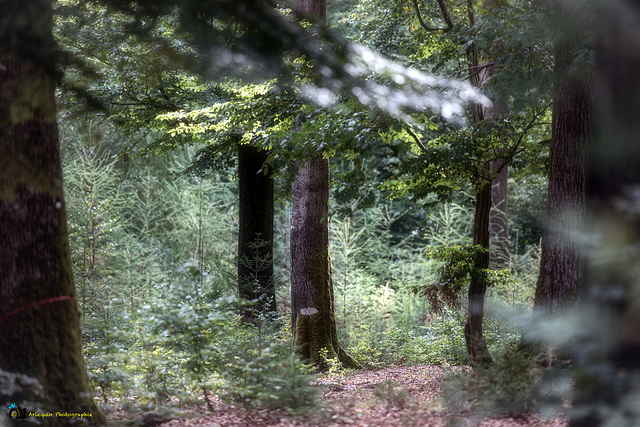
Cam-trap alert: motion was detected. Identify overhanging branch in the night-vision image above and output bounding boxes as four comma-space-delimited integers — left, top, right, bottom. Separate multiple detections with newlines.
412, 0, 454, 33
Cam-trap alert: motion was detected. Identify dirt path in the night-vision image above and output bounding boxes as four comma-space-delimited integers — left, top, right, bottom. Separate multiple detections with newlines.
155, 365, 568, 426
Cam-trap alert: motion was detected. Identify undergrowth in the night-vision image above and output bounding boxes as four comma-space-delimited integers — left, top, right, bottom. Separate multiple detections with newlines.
85, 292, 319, 419
440, 348, 569, 420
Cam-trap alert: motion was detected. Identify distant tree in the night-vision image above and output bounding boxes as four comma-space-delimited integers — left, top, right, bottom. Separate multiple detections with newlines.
0, 1, 106, 422
399, 0, 553, 365
57, 2, 280, 320
464, 0, 498, 366
238, 143, 276, 320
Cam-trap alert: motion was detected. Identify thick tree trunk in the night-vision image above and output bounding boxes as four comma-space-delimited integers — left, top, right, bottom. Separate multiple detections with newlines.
464, 182, 494, 366
290, 0, 359, 371
238, 144, 276, 320
532, 41, 590, 316
569, 1, 640, 424
0, 1, 105, 423
290, 158, 360, 368
295, 0, 326, 19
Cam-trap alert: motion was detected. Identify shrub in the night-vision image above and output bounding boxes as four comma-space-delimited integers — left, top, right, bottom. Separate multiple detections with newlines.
440, 349, 566, 419
373, 380, 410, 412
84, 292, 319, 416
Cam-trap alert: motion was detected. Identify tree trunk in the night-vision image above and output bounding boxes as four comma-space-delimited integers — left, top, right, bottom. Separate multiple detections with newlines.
290, 0, 359, 371
290, 158, 360, 368
238, 144, 276, 320
532, 36, 590, 316
463, 0, 497, 366
569, 1, 640, 424
0, 1, 106, 423
295, 0, 326, 20
464, 182, 494, 366
489, 160, 510, 269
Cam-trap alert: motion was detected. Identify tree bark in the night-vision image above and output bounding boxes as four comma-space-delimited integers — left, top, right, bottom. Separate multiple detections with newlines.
464, 181, 494, 365
0, 1, 105, 423
463, 0, 497, 366
238, 144, 276, 320
290, 0, 359, 370
489, 160, 510, 269
294, 0, 327, 20
290, 158, 360, 368
482, 0, 510, 270
569, 1, 640, 424
532, 33, 591, 317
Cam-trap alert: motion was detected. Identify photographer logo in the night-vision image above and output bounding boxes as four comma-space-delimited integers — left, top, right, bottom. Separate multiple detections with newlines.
7, 403, 27, 420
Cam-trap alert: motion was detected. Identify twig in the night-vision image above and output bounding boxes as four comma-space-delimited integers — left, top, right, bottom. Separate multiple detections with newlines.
412, 0, 454, 33
405, 127, 427, 151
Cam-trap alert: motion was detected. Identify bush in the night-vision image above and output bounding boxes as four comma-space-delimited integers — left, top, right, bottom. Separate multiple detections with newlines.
440, 349, 566, 419
344, 310, 469, 368
221, 346, 318, 414
84, 291, 319, 416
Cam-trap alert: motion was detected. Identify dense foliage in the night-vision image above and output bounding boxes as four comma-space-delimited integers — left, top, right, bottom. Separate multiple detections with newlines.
48, 0, 562, 421
58, 116, 543, 417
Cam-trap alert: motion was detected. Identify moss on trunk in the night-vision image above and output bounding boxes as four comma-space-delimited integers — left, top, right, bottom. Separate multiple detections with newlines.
290, 157, 361, 370
0, 2, 106, 423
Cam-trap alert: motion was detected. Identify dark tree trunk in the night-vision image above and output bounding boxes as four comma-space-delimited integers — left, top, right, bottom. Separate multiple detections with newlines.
0, 1, 105, 423
290, 158, 360, 368
294, 0, 326, 20
569, 1, 640, 424
533, 36, 591, 317
464, 181, 494, 366
238, 144, 276, 320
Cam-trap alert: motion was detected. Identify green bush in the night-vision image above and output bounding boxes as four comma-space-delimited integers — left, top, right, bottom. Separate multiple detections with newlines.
343, 305, 524, 369
440, 349, 564, 419
344, 310, 469, 368
84, 289, 319, 416
221, 345, 318, 414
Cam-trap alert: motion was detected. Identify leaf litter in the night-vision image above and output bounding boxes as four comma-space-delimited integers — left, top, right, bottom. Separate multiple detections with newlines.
133, 365, 568, 426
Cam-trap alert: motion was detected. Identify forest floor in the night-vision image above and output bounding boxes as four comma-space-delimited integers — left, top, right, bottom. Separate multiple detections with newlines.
150, 365, 568, 427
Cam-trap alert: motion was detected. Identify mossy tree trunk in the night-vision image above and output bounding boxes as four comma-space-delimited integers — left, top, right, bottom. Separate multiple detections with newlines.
290, 158, 360, 369
0, 1, 106, 423
238, 144, 276, 321
289, 0, 360, 371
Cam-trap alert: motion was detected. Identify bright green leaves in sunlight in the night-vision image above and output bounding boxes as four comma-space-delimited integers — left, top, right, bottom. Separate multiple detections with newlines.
155, 83, 278, 144
54, 0, 490, 129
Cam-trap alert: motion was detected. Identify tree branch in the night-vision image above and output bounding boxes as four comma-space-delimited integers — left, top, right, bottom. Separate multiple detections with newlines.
436, 0, 454, 31
412, 0, 453, 33
405, 127, 427, 151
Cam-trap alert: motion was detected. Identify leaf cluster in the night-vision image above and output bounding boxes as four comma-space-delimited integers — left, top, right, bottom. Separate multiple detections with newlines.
423, 244, 512, 314
381, 107, 550, 207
